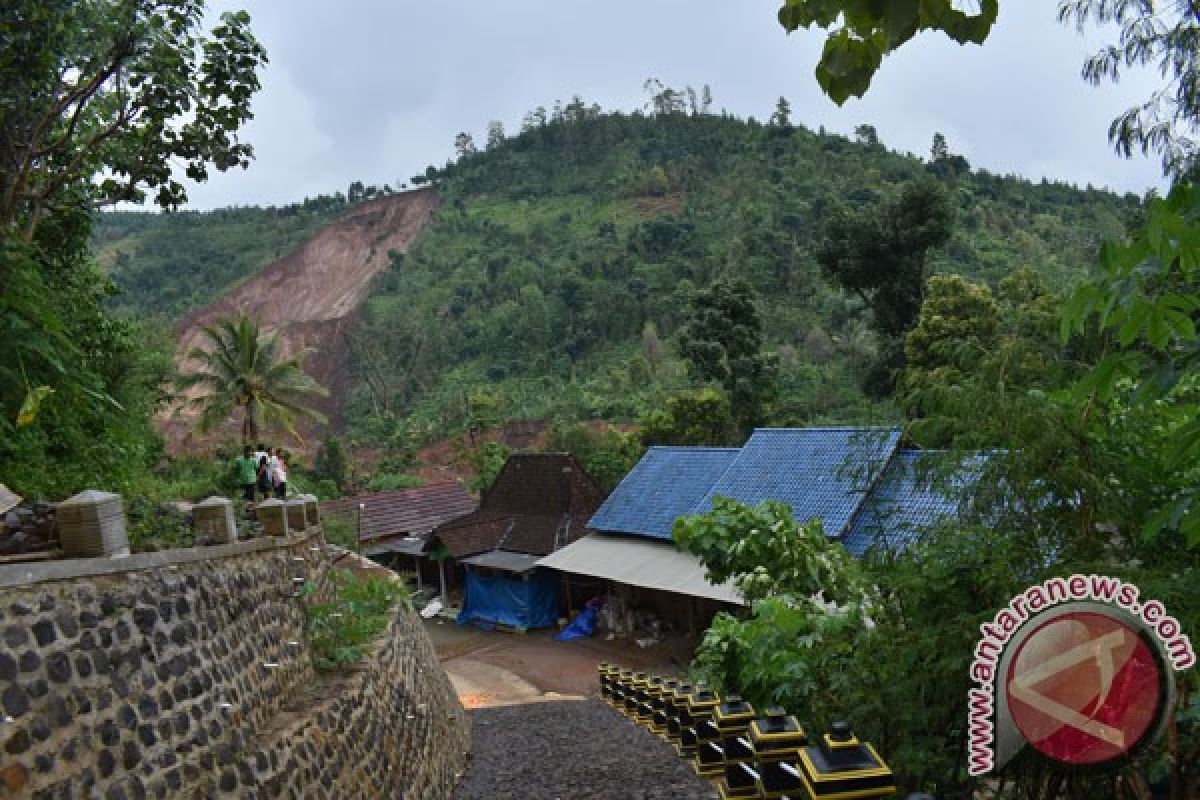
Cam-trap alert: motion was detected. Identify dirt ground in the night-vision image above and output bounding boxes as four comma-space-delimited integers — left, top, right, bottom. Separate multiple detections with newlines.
424, 617, 700, 707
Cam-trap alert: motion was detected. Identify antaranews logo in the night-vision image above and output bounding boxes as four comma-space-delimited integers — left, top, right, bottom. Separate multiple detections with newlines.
967, 574, 1195, 776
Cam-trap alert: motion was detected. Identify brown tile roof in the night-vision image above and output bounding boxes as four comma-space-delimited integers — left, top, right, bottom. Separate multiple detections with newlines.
434, 512, 515, 559
321, 483, 476, 545
431, 454, 606, 559
481, 453, 606, 516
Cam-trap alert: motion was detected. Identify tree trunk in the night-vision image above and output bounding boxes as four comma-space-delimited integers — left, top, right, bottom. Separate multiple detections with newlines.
242, 400, 257, 445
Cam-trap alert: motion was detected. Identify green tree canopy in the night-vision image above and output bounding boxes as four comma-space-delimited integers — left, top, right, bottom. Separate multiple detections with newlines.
638, 387, 738, 448
544, 422, 643, 492
1059, 0, 1200, 176
776, 1, 1196, 178
769, 96, 793, 130
0, 0, 267, 242
0, 0, 265, 497
898, 270, 1064, 449
817, 178, 954, 394
818, 179, 955, 340
673, 496, 866, 604
677, 277, 778, 433
313, 435, 350, 493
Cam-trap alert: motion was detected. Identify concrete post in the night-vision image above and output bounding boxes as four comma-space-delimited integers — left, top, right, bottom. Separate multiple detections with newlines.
285, 497, 307, 532
256, 498, 289, 537
192, 496, 238, 543
56, 490, 130, 558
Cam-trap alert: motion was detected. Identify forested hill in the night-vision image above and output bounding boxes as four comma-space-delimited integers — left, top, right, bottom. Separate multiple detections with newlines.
93, 102, 1140, 454
340, 106, 1138, 450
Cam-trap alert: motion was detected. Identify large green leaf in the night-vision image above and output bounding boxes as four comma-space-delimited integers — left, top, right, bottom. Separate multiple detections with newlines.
15, 386, 55, 427
776, 0, 997, 102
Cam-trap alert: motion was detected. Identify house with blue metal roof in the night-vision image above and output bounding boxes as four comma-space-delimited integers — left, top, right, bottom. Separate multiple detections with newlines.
587, 446, 741, 540
541, 446, 748, 615
695, 427, 901, 538
840, 450, 986, 557
538, 427, 982, 622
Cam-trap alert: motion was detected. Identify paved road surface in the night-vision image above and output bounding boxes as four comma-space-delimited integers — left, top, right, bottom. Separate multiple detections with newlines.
451, 699, 718, 800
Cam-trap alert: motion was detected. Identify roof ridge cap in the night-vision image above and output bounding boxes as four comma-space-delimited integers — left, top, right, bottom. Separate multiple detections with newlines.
750, 425, 902, 433
835, 440, 905, 540
326, 481, 468, 503
648, 446, 741, 452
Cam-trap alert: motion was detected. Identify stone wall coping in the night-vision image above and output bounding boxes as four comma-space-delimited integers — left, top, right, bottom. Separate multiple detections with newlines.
0, 527, 322, 590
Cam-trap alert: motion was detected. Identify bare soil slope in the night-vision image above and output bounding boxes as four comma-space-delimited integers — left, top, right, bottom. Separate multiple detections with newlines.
164, 189, 440, 451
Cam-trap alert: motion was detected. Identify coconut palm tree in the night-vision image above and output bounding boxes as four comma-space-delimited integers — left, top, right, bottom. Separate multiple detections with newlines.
178, 314, 328, 443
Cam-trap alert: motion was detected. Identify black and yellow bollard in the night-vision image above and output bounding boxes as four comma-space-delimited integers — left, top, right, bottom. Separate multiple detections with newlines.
695, 694, 753, 778
750, 707, 807, 762
712, 695, 757, 778
597, 662, 617, 701
623, 671, 649, 717
694, 737, 727, 779
724, 730, 757, 767
714, 694, 756, 737
793, 721, 896, 799
694, 716, 722, 751
606, 667, 623, 708
718, 761, 764, 799
678, 686, 721, 756
665, 682, 695, 745
758, 760, 806, 798
650, 678, 681, 734
612, 667, 635, 712
637, 675, 665, 725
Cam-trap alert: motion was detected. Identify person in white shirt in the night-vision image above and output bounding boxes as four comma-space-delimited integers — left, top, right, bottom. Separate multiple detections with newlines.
271, 448, 288, 499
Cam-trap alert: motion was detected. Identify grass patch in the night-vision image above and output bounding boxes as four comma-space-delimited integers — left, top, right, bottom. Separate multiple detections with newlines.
319, 512, 357, 550
303, 568, 408, 671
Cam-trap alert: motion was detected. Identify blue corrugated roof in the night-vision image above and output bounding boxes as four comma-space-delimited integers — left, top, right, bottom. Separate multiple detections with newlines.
696, 427, 901, 538
840, 450, 983, 557
587, 447, 741, 539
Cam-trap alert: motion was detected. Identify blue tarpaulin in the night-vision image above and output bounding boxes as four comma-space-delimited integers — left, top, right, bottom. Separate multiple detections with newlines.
457, 568, 560, 630
555, 605, 597, 641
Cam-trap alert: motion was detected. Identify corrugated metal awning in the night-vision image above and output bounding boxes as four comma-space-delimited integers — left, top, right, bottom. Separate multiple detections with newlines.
536, 534, 744, 606
363, 536, 427, 557
460, 549, 543, 574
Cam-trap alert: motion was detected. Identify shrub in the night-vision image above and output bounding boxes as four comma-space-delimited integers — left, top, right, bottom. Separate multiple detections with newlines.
364, 472, 423, 492
303, 569, 408, 671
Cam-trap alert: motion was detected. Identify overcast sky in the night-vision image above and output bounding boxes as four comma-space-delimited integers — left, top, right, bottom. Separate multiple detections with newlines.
181, 1, 1166, 210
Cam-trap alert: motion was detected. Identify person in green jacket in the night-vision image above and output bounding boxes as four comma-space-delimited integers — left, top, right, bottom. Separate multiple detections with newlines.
233, 445, 259, 502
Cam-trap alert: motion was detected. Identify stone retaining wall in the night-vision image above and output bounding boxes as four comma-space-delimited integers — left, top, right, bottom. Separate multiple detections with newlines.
0, 529, 468, 799
239, 609, 469, 798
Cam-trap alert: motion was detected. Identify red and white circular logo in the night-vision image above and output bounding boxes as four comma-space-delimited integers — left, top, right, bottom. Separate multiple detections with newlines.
1006, 611, 1165, 766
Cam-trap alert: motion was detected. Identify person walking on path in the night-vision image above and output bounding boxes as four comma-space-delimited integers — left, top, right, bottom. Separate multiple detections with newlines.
272, 448, 288, 499
233, 446, 258, 502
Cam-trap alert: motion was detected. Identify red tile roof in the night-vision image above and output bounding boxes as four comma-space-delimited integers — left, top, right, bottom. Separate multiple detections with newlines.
321, 483, 476, 544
